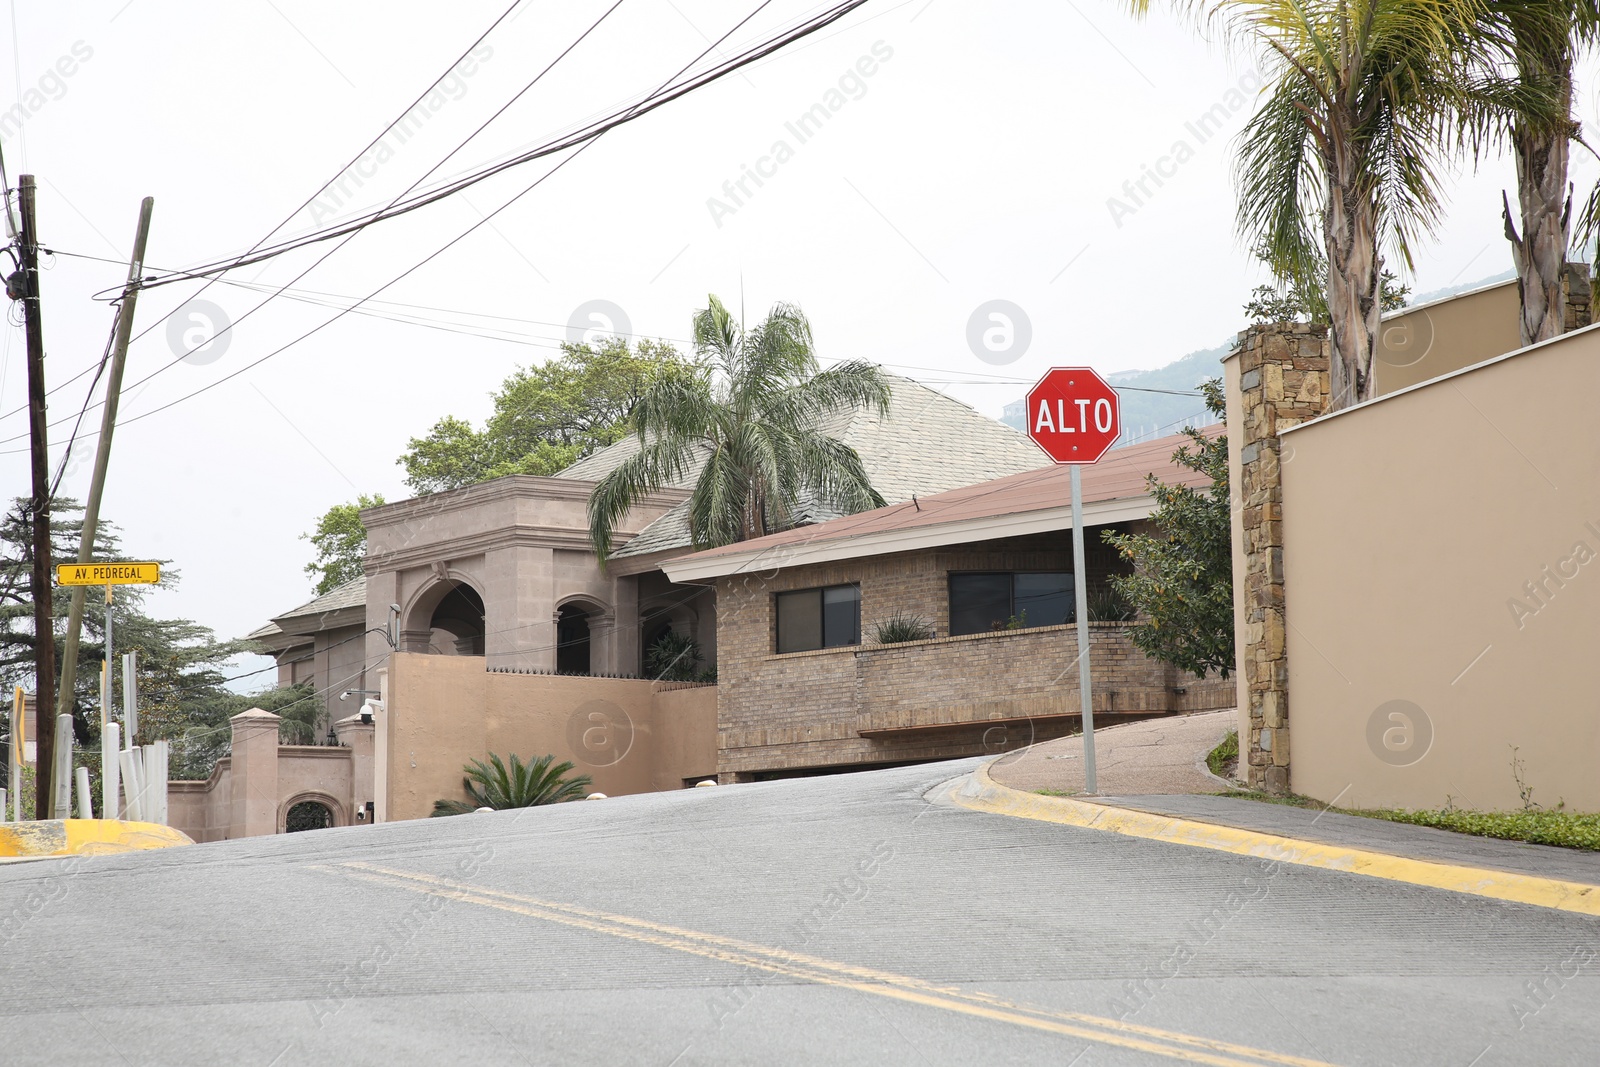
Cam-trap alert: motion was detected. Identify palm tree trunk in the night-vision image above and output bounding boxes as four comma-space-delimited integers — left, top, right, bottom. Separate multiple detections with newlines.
1507, 56, 1572, 348
1323, 147, 1381, 410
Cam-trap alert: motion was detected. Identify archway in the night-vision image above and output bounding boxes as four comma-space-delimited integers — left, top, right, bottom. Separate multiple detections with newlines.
556, 602, 598, 675
284, 799, 334, 833
404, 580, 486, 656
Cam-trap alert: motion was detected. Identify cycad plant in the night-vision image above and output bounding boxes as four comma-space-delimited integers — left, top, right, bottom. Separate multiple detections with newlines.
1129, 0, 1553, 408
588, 295, 890, 562
431, 752, 593, 816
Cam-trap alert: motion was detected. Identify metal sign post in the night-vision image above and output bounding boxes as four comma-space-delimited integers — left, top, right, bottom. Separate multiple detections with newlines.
1069, 464, 1097, 793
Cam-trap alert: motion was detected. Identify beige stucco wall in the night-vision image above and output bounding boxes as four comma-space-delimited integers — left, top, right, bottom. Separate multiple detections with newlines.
383, 652, 717, 821
1370, 279, 1519, 397
361, 477, 688, 677
1281, 323, 1600, 810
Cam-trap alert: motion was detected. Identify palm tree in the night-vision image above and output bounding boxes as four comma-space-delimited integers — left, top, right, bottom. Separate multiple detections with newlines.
588, 295, 890, 562
1130, 0, 1537, 408
1498, 0, 1600, 343
430, 752, 593, 816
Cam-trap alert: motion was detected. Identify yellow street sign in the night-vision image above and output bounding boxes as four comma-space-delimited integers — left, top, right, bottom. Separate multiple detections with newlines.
55, 561, 161, 586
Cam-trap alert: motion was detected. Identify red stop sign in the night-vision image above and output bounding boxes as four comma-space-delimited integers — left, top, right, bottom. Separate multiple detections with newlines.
1026, 367, 1120, 463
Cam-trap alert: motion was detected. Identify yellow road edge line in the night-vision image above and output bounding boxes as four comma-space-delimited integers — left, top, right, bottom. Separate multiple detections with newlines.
953, 761, 1600, 918
328, 861, 1342, 1067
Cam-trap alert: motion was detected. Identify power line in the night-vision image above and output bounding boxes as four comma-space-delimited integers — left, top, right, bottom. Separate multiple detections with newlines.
0, 0, 873, 450
0, 0, 634, 445
127, 0, 873, 292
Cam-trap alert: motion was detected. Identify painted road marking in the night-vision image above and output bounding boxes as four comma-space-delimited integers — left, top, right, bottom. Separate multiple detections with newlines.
949, 762, 1600, 917
329, 861, 1342, 1067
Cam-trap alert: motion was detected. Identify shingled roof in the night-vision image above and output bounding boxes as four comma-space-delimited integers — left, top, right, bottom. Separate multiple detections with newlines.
554, 374, 1051, 560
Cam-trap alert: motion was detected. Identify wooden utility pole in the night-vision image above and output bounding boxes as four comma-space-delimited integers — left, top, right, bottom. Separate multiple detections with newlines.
55, 197, 154, 743
18, 174, 57, 817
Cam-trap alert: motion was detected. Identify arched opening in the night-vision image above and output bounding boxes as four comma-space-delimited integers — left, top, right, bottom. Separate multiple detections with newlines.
428, 581, 486, 656
285, 800, 334, 833
556, 602, 596, 675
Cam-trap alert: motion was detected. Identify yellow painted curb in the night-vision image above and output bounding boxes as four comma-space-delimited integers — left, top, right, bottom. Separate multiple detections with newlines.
950, 761, 1600, 918
0, 819, 193, 858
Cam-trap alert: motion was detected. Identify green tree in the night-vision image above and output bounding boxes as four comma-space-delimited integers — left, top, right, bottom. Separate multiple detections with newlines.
0, 498, 295, 783
1130, 0, 1552, 409
588, 295, 890, 562
302, 494, 384, 596
431, 752, 593, 816
1101, 380, 1233, 680
1244, 249, 1411, 323
400, 337, 695, 495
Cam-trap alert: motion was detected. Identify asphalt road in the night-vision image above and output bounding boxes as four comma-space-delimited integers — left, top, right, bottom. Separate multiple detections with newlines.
2, 758, 1597, 1066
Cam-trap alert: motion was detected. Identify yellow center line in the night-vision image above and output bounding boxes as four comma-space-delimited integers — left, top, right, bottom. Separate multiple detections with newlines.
327, 861, 1344, 1067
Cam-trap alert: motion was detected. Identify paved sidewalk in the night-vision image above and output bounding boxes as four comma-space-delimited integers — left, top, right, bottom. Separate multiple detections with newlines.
988, 708, 1235, 795
974, 708, 1600, 898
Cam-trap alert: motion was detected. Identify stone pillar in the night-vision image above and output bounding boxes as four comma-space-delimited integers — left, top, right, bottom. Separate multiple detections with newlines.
484, 544, 556, 671
1227, 323, 1329, 794
613, 575, 641, 677
334, 711, 376, 824
228, 708, 281, 839
1563, 262, 1592, 332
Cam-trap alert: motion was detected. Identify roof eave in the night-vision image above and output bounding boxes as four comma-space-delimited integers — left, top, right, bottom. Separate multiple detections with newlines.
662, 493, 1157, 583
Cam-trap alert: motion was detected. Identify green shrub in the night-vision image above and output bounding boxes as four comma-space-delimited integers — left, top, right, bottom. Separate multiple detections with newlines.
872, 612, 934, 644
432, 752, 593, 816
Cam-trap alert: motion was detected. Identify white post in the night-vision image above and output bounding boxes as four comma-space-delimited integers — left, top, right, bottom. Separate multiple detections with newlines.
103, 721, 121, 820
75, 766, 92, 819
153, 740, 169, 825
52, 713, 74, 819
0, 788, 6, 823
140, 745, 156, 824
123, 650, 138, 743
120, 748, 144, 822
1070, 464, 1098, 794
7, 685, 19, 822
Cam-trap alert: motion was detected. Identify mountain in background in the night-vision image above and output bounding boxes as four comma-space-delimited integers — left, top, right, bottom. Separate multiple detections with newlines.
1000, 269, 1517, 447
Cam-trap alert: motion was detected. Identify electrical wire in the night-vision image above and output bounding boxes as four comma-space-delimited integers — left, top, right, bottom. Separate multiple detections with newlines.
0, 0, 871, 450
0, 0, 532, 428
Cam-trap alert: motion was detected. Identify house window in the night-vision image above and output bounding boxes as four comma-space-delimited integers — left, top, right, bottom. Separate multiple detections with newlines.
948, 572, 1073, 635
776, 584, 861, 653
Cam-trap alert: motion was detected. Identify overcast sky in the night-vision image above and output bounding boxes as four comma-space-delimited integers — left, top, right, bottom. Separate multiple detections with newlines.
2, 0, 1595, 691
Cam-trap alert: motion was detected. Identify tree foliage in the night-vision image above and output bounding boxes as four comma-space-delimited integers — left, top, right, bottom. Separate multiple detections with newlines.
431, 752, 593, 816
1129, 0, 1560, 408
0, 498, 305, 784
1244, 248, 1411, 323
1101, 381, 1234, 680
400, 337, 696, 495
302, 493, 385, 596
588, 295, 890, 562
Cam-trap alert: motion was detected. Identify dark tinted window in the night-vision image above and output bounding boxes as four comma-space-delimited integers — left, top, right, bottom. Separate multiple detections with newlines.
949, 572, 1073, 635
949, 574, 1011, 636
776, 585, 860, 652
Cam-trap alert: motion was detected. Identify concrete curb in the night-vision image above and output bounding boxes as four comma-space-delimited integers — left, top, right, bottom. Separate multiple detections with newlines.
950, 759, 1600, 918
0, 819, 193, 859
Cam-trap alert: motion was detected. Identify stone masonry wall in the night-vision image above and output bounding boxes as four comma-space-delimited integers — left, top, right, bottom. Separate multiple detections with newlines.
1233, 323, 1330, 793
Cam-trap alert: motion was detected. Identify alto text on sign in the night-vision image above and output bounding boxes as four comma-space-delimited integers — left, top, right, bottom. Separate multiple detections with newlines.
1025, 367, 1121, 464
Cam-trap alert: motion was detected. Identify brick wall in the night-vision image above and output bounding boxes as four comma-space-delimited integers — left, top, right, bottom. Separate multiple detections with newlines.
713, 530, 1232, 778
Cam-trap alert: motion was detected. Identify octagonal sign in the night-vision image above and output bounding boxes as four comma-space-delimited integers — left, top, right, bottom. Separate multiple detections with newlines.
1026, 367, 1121, 464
